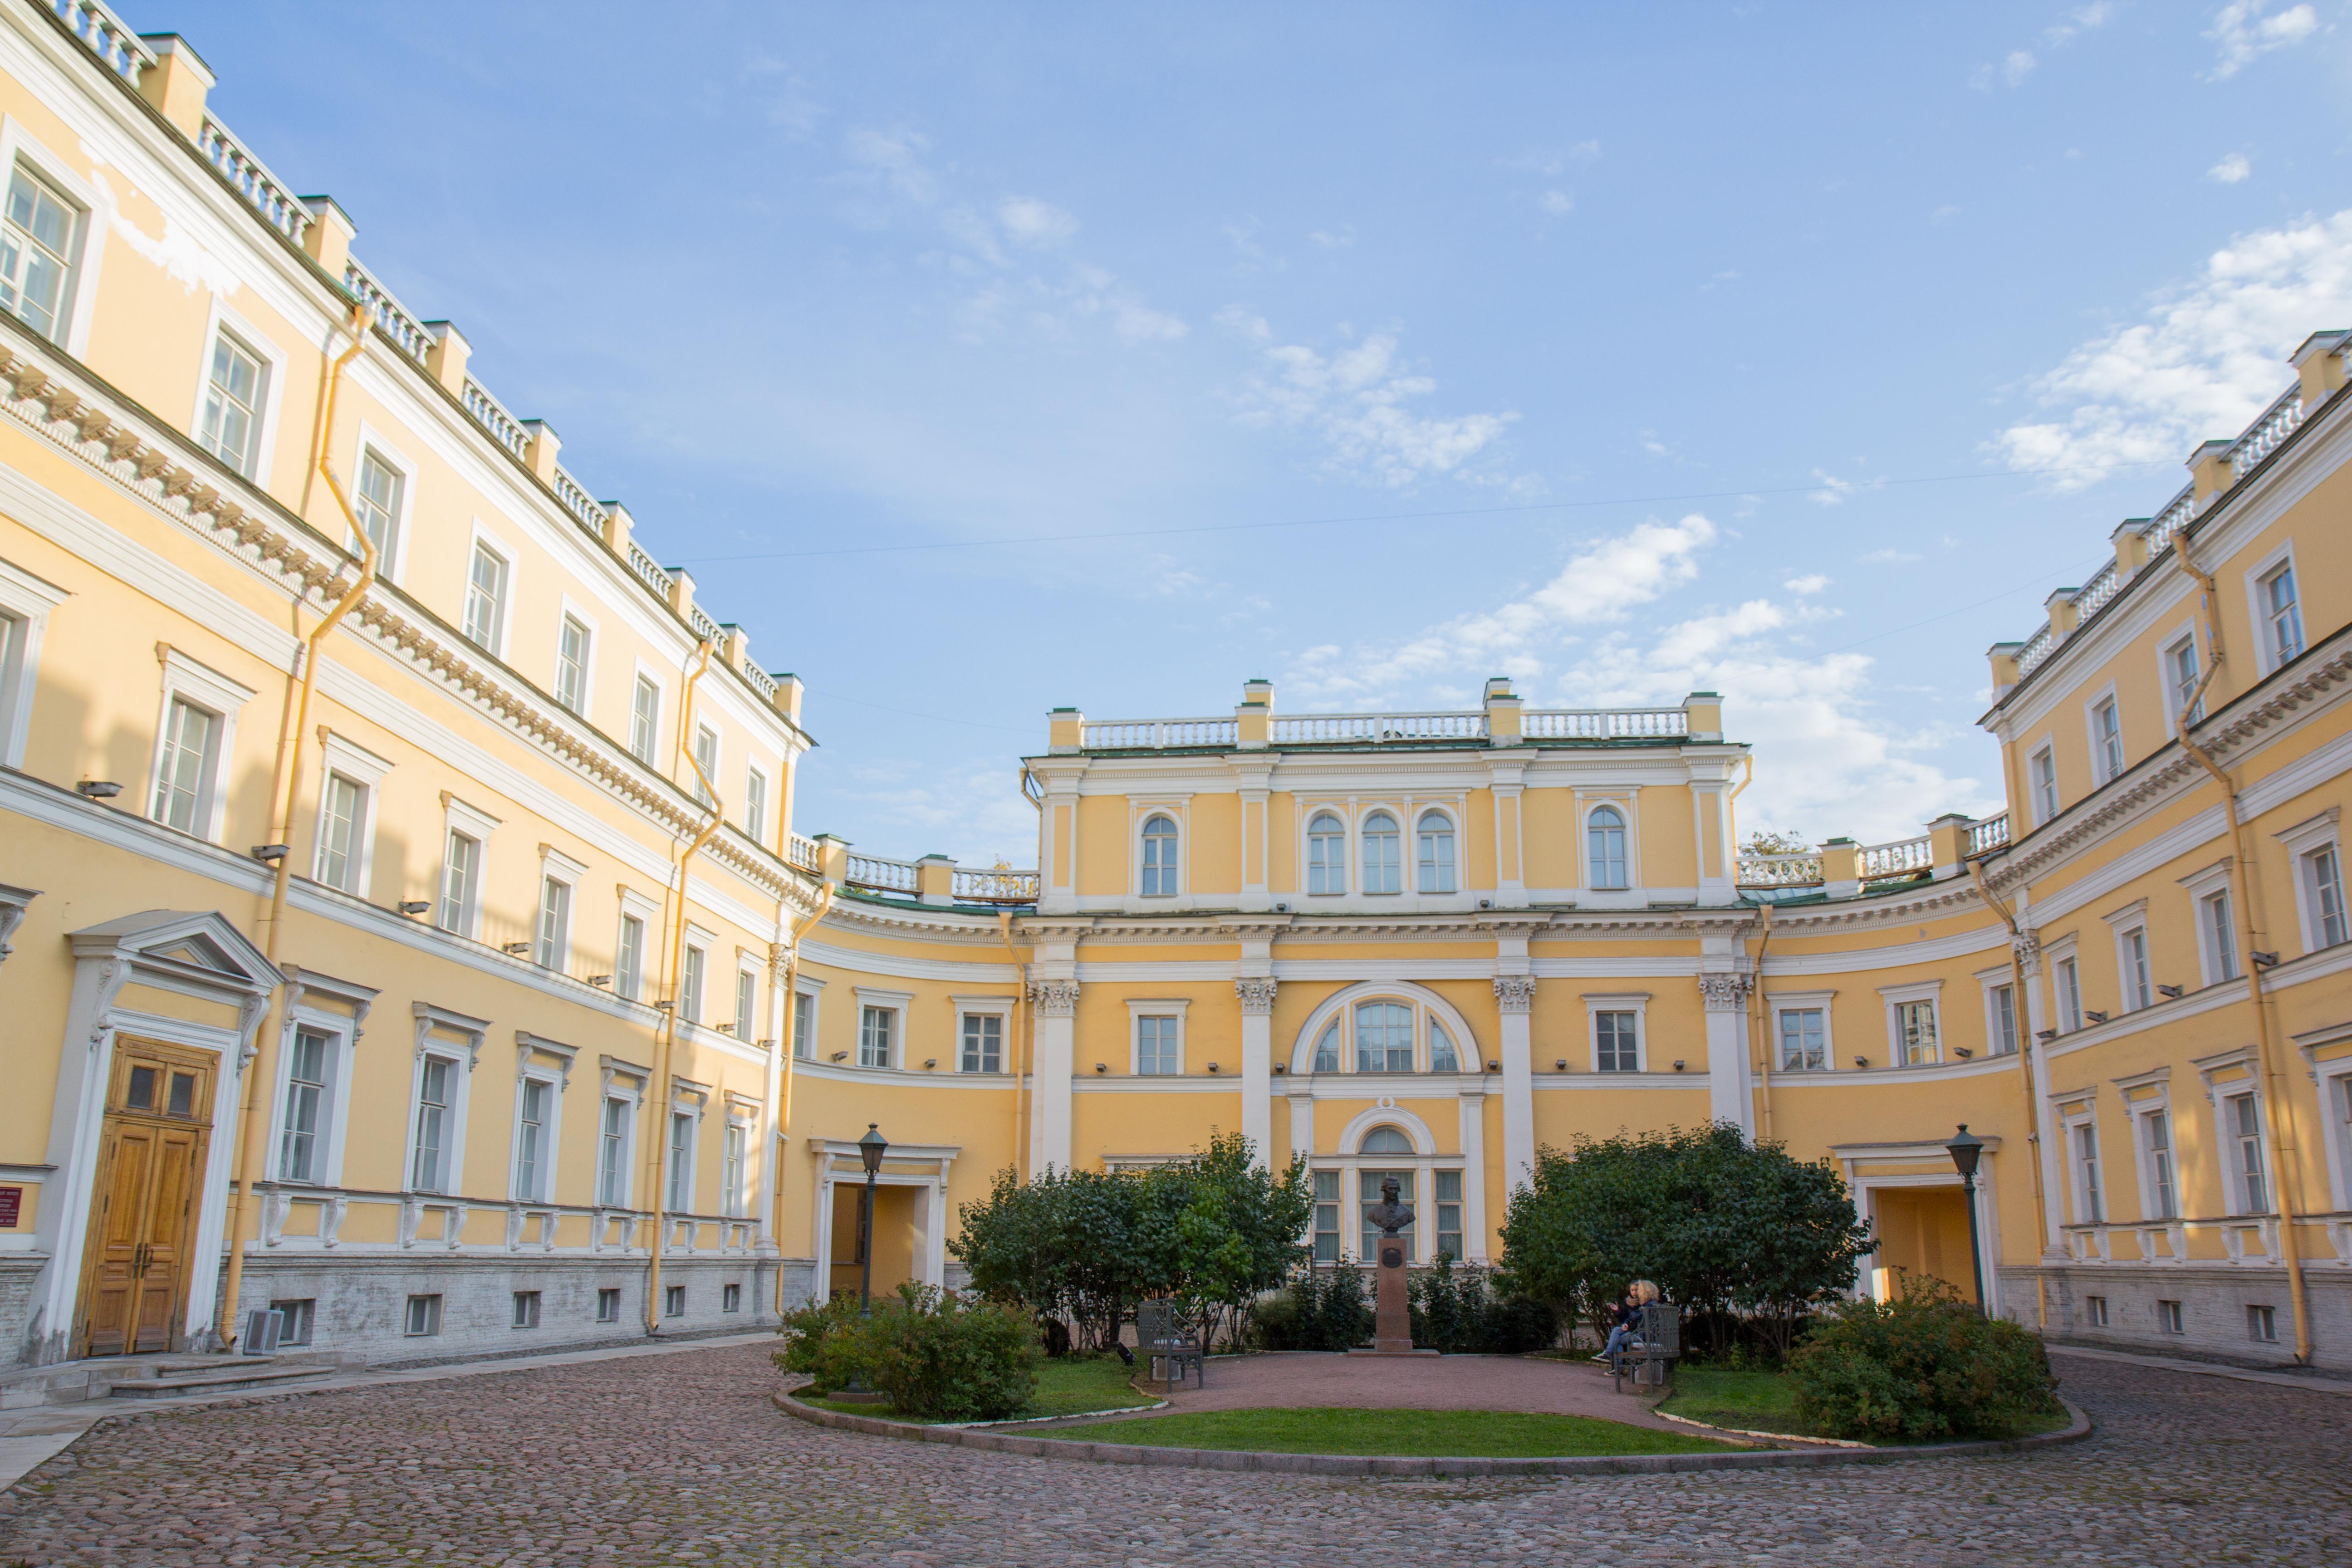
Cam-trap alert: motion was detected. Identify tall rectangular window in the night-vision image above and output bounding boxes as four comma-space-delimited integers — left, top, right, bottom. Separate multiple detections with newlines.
2263, 562, 2304, 665
1136, 1015, 1181, 1075
666, 1111, 693, 1210
2030, 747, 2059, 823
555, 615, 590, 714
2168, 636, 2203, 724
2058, 957, 2083, 1031
2203, 890, 2238, 981
1435, 1169, 1464, 1262
692, 724, 718, 805
745, 767, 768, 843
279, 1027, 330, 1183
1416, 812, 1456, 894
0, 167, 77, 341
354, 449, 401, 561
631, 675, 661, 764
1896, 1000, 1938, 1066
858, 1006, 894, 1068
721, 1122, 746, 1218
2093, 697, 2123, 782
733, 969, 755, 1039
198, 332, 265, 476
535, 876, 572, 969
151, 696, 218, 833
617, 914, 645, 1001
412, 1057, 452, 1192
681, 945, 706, 1024
2122, 927, 2152, 1009
316, 772, 364, 893
1778, 1008, 1825, 1071
793, 991, 814, 1060
2230, 1093, 2268, 1213
1990, 985, 2019, 1055
597, 1097, 629, 1206
2074, 1122, 2102, 1223
515, 1078, 550, 1202
2309, 846, 2349, 949
462, 542, 508, 652
1311, 1170, 1341, 1263
1595, 1010, 1639, 1072
437, 831, 480, 936
961, 1013, 1002, 1073
2144, 1110, 2176, 1220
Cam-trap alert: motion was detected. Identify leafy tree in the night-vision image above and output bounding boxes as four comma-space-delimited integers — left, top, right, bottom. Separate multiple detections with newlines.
1744, 829, 1812, 855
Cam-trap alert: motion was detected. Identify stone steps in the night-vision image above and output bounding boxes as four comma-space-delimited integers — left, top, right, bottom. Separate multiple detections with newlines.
107, 1363, 336, 1400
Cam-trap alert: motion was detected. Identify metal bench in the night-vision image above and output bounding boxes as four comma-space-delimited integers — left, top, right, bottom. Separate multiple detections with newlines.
1611, 1300, 1681, 1395
1135, 1298, 1203, 1391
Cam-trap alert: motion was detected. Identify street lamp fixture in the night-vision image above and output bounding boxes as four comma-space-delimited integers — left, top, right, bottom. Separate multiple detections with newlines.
1945, 1124, 1988, 1316
857, 1123, 888, 1318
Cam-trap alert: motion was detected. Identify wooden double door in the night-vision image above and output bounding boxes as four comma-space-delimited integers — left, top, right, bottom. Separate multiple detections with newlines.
77, 1038, 216, 1357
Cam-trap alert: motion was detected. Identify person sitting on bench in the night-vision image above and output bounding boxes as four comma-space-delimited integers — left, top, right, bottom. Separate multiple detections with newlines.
1593, 1280, 1658, 1363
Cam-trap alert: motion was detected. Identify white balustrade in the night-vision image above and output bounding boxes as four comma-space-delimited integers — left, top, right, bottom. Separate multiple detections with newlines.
1273, 712, 1488, 744
2141, 484, 2197, 555
461, 378, 530, 459
2014, 622, 2057, 681
550, 465, 608, 538
845, 853, 920, 893
689, 604, 724, 645
342, 260, 432, 363
742, 663, 778, 701
626, 542, 674, 597
1857, 835, 1932, 879
953, 867, 1041, 903
1522, 707, 1690, 739
1735, 852, 1824, 887
1965, 812, 2010, 856
197, 115, 312, 245
786, 834, 822, 873
2228, 387, 2305, 479
1081, 718, 1239, 749
49, 0, 155, 85
2071, 559, 2121, 623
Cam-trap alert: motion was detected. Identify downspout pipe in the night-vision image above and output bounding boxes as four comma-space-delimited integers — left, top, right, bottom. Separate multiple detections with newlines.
2176, 554, 2313, 1364
772, 878, 833, 1312
1967, 858, 2050, 1332
219, 308, 377, 1346
645, 639, 720, 1335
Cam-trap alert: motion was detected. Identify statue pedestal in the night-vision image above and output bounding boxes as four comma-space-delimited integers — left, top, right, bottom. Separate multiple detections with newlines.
1346, 1231, 1439, 1356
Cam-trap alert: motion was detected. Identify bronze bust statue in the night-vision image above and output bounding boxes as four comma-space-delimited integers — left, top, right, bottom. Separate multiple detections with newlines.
1365, 1175, 1415, 1238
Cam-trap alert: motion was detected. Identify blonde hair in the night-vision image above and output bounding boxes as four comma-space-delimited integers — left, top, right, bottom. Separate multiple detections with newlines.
1631, 1279, 1660, 1305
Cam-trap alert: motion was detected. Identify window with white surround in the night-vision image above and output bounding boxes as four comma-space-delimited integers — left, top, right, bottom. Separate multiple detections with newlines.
792, 985, 819, 1060
439, 831, 481, 936
411, 1055, 457, 1192
2274, 810, 2348, 955
1778, 1006, 1828, 1070
2332, 1072, 2352, 1213
2226, 1091, 2269, 1214
353, 446, 403, 564
2179, 861, 2238, 986
1881, 981, 1941, 1067
404, 1294, 442, 1337
1311, 1019, 1340, 1072
2090, 693, 2124, 784
555, 613, 592, 715
2140, 1105, 2178, 1220
0, 165, 79, 341
1137, 1013, 1183, 1075
1435, 1169, 1464, 1260
1988, 984, 2019, 1055
1595, 1009, 1639, 1072
859, 1004, 896, 1068
198, 328, 268, 477
2055, 953, 2084, 1032
1355, 1001, 1412, 1072
1361, 812, 1401, 894
1307, 811, 1346, 894
147, 650, 255, 844
960, 1010, 1004, 1073
2165, 632, 2203, 725
1428, 1020, 1460, 1071
630, 673, 661, 764
463, 539, 510, 654
0, 556, 68, 770
514, 1075, 554, 1202
314, 772, 366, 894
1587, 804, 1629, 890
597, 1287, 621, 1322
744, 766, 768, 844
691, 723, 719, 805
534, 858, 577, 971
597, 1094, 632, 1206
2030, 744, 2059, 825
1311, 1169, 1342, 1262
616, 912, 646, 1001
2260, 559, 2304, 667
1416, 810, 1455, 893
721, 1117, 748, 1218
277, 1026, 333, 1184
666, 1110, 694, 1210
2117, 922, 2153, 1010
1140, 813, 1179, 896
681, 943, 707, 1024
2073, 1118, 2103, 1223
733, 965, 757, 1039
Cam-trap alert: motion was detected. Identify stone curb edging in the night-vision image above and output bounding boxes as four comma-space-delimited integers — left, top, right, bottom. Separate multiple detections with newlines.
772, 1390, 2092, 1478
1650, 1408, 1874, 1449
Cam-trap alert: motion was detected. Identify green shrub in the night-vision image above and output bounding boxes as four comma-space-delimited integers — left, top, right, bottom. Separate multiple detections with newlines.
775, 1283, 1041, 1421
1251, 1263, 1375, 1351
1789, 1275, 2063, 1441
1408, 1255, 1559, 1353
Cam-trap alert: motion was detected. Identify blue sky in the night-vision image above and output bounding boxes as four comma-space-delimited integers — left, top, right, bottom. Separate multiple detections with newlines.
164, 0, 2352, 866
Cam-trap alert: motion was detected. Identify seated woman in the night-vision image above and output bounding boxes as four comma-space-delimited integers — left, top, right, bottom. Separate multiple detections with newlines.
1593, 1280, 1659, 1363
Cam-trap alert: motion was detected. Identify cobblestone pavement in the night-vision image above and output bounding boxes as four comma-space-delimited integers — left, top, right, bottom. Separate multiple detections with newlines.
0, 1343, 2344, 1566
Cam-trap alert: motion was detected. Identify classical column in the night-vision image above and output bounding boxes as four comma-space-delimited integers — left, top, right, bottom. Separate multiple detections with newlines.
755, 940, 789, 1254
1235, 976, 1277, 1167
1027, 979, 1079, 1176
1698, 972, 1755, 1133
1458, 1080, 1490, 1262
1493, 975, 1536, 1189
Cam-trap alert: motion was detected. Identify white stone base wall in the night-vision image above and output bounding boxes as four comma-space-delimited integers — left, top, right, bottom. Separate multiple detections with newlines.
1, 1255, 47, 1364
2010, 1264, 2352, 1372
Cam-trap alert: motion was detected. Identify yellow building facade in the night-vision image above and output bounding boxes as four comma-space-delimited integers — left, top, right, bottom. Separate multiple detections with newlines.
0, 5, 2347, 1375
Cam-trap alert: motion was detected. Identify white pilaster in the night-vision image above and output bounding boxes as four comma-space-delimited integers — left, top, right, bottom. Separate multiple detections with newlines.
1485, 755, 1529, 910
1494, 975, 1535, 1190
1236, 976, 1276, 1168
1458, 1083, 1490, 1262
1028, 979, 1078, 1176
1699, 973, 1754, 1132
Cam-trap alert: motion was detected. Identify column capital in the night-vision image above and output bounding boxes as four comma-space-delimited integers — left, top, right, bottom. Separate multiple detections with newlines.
1492, 975, 1536, 1014
1235, 976, 1278, 1015
2010, 930, 2041, 967
1028, 979, 1080, 1017
1698, 973, 1753, 1013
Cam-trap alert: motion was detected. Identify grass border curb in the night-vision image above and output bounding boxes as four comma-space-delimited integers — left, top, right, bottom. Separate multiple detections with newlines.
771, 1389, 2092, 1477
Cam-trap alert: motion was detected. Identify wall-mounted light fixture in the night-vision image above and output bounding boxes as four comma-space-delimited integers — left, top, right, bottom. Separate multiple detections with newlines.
398, 901, 431, 916
1554, 1058, 1568, 1070
250, 843, 289, 863
75, 779, 122, 799
830, 1050, 848, 1062
2251, 951, 2280, 969
2083, 1009, 2109, 1024
1206, 1062, 1220, 1073
501, 941, 531, 956
923, 1058, 937, 1069
1853, 1055, 1869, 1068
2157, 984, 2185, 1000
1672, 1059, 1686, 1071
588, 975, 612, 987
1095, 1062, 1107, 1073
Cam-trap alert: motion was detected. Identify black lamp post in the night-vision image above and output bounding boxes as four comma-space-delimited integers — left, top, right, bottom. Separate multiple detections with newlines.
1946, 1124, 1988, 1316
857, 1123, 888, 1317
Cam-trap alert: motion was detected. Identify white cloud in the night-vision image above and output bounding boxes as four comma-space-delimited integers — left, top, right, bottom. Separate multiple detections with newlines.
1974, 5, 2114, 89
1809, 471, 1855, 505
1540, 190, 1575, 216
1931, 205, 1962, 225
2005, 49, 2039, 84
1224, 318, 1520, 487
841, 127, 938, 205
2046, 2, 2118, 46
1785, 573, 1830, 594
2207, 1, 2320, 78
1861, 547, 1923, 564
998, 196, 1078, 246
1310, 227, 1355, 249
2208, 152, 2253, 183
1701, 270, 1740, 292
1989, 208, 2352, 486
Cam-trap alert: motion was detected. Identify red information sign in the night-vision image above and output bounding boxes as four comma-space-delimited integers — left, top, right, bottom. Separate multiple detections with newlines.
0, 1187, 20, 1228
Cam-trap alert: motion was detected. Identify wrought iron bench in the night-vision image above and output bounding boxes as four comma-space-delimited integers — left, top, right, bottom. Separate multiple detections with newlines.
1611, 1300, 1682, 1395
1135, 1298, 1203, 1391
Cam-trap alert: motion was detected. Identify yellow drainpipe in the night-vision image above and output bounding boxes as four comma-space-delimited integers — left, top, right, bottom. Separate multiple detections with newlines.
1967, 858, 2051, 1332
772, 877, 833, 1310
644, 639, 720, 1334
220, 306, 377, 1345
2175, 553, 2313, 1363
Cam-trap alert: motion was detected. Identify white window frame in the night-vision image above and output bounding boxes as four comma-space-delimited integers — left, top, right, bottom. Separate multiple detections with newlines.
1584, 992, 1650, 1073
2103, 900, 2154, 1012
1973, 965, 2020, 1058
553, 598, 598, 720
2313, 1054, 2352, 1214
720, 1102, 755, 1219
615, 887, 659, 1002
2083, 683, 2124, 787
1767, 990, 1837, 1072
680, 925, 715, 1024
2158, 620, 2205, 727
1137, 808, 1184, 899
0, 125, 108, 358
2177, 859, 2238, 987
595, 1061, 646, 1208
2242, 539, 2304, 677
2274, 808, 2347, 955
534, 845, 586, 972
436, 794, 501, 940
1415, 807, 1459, 894
2212, 1082, 2273, 1216
193, 300, 285, 482
1359, 808, 1404, 896
629, 662, 665, 766
743, 762, 769, 845
2116, 1076, 2179, 1222
2057, 1098, 2103, 1225
0, 554, 67, 769
310, 731, 391, 897
691, 719, 720, 805
1582, 798, 1635, 892
349, 421, 416, 587
1879, 980, 1943, 1067
510, 1039, 571, 1205
461, 521, 517, 657
853, 987, 911, 1069
791, 975, 826, 1061
404, 1020, 479, 1197
266, 1000, 362, 1187
147, 648, 256, 844
951, 994, 1013, 1074
730, 955, 760, 1039
2028, 739, 2060, 827
1127, 998, 1190, 1076
1304, 807, 1348, 896
665, 1090, 705, 1213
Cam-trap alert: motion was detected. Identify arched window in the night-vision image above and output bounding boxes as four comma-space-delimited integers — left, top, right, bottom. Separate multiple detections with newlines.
1416, 810, 1455, 893
1354, 1001, 1414, 1072
1139, 814, 1178, 897
1360, 1126, 1415, 1155
1588, 804, 1629, 890
1428, 1020, 1460, 1072
1361, 812, 1401, 894
1308, 812, 1347, 895
1311, 1019, 1340, 1073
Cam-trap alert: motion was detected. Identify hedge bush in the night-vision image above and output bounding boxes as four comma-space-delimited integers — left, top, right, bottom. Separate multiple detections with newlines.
777, 1283, 1040, 1421
1789, 1275, 2063, 1441
1251, 1263, 1375, 1351
1409, 1256, 1560, 1353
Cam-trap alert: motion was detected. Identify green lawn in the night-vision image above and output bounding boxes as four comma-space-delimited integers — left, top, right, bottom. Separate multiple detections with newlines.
801, 1353, 1150, 1424
1035, 1406, 1737, 1458
1659, 1367, 1829, 1439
